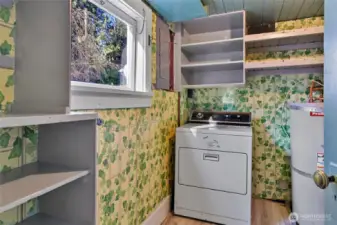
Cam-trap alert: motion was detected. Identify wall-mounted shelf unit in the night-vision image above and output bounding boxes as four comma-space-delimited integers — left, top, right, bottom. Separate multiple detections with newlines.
175, 13, 324, 90
246, 56, 324, 71
0, 1, 97, 224
245, 26, 324, 52
174, 11, 246, 90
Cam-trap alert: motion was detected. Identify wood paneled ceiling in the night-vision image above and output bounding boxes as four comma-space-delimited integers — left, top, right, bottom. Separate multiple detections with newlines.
203, 0, 324, 26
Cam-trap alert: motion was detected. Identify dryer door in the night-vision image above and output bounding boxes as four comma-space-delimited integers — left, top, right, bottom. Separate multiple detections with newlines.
178, 147, 247, 195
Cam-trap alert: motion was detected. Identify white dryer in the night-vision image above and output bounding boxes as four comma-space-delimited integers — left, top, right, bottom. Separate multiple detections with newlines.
174, 111, 253, 225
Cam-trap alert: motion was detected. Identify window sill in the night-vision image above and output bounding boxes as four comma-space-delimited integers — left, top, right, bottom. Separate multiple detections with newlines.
71, 82, 152, 110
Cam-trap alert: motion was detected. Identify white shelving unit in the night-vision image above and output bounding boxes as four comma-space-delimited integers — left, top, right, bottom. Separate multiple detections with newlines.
174, 11, 246, 90
174, 12, 324, 89
0, 1, 97, 225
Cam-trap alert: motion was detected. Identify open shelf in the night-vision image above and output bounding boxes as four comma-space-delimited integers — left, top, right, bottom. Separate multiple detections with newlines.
0, 55, 14, 69
245, 26, 324, 51
181, 11, 245, 44
18, 213, 89, 225
0, 163, 89, 213
174, 11, 246, 90
182, 38, 243, 55
0, 112, 97, 128
245, 56, 324, 71
182, 11, 244, 35
182, 60, 244, 73
181, 68, 244, 88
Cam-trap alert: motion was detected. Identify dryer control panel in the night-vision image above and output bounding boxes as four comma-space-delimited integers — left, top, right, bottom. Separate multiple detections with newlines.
189, 111, 251, 126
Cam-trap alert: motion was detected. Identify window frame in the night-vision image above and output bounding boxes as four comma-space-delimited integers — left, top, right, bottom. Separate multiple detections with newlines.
71, 0, 152, 110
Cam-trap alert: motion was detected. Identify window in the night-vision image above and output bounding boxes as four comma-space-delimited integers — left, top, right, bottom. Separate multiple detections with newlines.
70, 0, 152, 110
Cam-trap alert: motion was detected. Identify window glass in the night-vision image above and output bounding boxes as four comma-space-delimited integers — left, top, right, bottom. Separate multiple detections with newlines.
71, 0, 130, 87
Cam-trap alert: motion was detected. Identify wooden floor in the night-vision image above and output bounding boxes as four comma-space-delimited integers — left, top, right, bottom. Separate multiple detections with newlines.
163, 199, 290, 225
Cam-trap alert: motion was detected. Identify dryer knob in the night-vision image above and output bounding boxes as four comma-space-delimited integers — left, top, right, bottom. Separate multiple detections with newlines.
196, 113, 204, 119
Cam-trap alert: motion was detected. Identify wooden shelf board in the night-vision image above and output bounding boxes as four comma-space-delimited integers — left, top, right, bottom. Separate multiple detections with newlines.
182, 60, 244, 73
183, 83, 245, 88
0, 163, 89, 213
182, 38, 244, 55
0, 112, 97, 128
245, 27, 324, 52
0, 55, 14, 69
245, 26, 324, 43
18, 213, 88, 225
245, 57, 324, 70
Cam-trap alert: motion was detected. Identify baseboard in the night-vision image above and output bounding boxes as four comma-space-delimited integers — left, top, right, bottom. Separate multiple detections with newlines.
142, 195, 171, 225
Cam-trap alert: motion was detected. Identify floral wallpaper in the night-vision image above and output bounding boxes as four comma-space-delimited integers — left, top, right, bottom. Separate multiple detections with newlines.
246, 48, 323, 62
179, 89, 190, 126
275, 16, 324, 31
96, 90, 177, 225
0, 4, 14, 112
182, 16, 325, 201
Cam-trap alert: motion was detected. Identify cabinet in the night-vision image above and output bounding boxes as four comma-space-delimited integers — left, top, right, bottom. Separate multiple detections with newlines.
156, 16, 171, 90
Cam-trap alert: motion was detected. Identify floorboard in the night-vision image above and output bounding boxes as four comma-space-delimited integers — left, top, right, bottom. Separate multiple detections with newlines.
162, 199, 290, 225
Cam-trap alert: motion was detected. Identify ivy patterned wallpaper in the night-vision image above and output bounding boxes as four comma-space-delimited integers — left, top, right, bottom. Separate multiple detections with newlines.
181, 16, 324, 201
0, 5, 178, 225
179, 89, 190, 126
0, 4, 14, 112
96, 91, 177, 225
